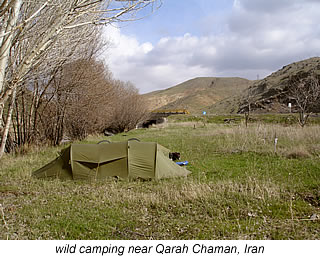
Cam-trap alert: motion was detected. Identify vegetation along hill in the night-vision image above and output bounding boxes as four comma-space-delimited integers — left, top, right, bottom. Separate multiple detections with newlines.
144, 57, 320, 115
143, 77, 252, 113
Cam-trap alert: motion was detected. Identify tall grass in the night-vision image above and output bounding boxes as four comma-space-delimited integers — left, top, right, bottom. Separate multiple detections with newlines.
1, 121, 319, 239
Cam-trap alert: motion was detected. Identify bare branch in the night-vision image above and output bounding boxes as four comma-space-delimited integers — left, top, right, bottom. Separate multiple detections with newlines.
288, 72, 320, 127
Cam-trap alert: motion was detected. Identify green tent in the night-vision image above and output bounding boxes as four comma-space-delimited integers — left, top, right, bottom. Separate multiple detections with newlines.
32, 141, 190, 180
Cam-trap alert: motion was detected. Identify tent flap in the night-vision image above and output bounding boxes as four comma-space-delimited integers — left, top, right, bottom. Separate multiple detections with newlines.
155, 144, 190, 179
70, 143, 128, 180
128, 141, 156, 179
32, 146, 72, 180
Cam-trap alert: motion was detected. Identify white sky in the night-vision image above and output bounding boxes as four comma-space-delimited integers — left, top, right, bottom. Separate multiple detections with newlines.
101, 0, 320, 94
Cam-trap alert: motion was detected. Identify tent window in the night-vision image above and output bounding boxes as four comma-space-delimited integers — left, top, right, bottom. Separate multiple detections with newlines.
78, 162, 98, 169
76, 158, 125, 170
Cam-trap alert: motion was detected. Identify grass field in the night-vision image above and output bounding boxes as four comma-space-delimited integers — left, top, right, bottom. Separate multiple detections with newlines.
1, 117, 320, 239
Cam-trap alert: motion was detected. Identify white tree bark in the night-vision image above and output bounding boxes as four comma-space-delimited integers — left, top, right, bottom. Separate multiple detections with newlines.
0, 86, 16, 157
0, 0, 22, 91
0, 0, 22, 127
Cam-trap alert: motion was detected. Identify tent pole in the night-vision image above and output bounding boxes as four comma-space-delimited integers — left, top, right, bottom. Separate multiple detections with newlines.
95, 163, 100, 180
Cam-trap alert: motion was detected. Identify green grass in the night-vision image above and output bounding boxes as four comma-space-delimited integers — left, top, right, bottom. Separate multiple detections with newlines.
1, 121, 320, 239
169, 113, 320, 126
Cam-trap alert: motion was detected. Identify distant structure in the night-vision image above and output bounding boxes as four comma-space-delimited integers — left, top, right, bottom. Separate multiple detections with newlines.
137, 109, 190, 128
151, 109, 190, 116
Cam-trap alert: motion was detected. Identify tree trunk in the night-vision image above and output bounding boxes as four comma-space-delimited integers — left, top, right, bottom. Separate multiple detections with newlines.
298, 112, 310, 127
0, 0, 22, 93
0, 0, 22, 127
0, 87, 17, 157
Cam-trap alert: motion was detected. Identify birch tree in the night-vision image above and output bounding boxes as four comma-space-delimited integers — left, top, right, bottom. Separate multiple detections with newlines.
0, 0, 161, 158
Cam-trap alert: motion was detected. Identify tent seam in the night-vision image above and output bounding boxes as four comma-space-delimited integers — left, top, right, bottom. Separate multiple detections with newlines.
154, 143, 158, 180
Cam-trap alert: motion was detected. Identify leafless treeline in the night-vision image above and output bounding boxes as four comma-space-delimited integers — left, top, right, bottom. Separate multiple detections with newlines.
8, 57, 147, 152
0, 0, 160, 157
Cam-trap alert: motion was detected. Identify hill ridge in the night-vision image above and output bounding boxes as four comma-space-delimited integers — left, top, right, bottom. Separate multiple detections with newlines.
143, 76, 252, 113
144, 57, 320, 114
210, 57, 320, 114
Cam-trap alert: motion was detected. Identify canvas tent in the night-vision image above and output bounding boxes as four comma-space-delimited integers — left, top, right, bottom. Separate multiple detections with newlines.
32, 141, 190, 180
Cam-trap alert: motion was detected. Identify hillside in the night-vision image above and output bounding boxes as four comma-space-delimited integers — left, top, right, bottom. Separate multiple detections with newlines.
143, 77, 252, 113
144, 57, 320, 115
209, 57, 320, 114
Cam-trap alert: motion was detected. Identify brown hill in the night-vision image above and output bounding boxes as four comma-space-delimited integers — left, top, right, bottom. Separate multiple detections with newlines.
143, 57, 320, 115
143, 77, 252, 113
209, 57, 320, 114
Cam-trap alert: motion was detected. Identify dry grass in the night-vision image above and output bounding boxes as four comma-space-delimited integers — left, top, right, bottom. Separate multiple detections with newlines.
1, 121, 320, 239
183, 123, 320, 157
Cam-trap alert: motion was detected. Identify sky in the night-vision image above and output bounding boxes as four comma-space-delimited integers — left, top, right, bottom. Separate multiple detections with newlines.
102, 0, 320, 94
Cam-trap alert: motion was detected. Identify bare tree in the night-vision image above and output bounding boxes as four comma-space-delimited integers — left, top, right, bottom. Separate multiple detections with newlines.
288, 72, 320, 127
106, 81, 147, 133
38, 60, 147, 143
0, 0, 161, 158
59, 59, 116, 142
